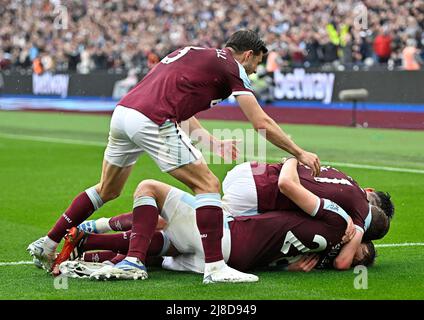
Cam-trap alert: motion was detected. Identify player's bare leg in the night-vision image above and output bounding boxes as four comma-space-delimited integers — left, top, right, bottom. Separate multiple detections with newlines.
169, 161, 258, 284
27, 160, 133, 272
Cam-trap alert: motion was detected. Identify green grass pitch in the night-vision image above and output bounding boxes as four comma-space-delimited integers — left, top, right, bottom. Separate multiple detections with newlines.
0, 110, 423, 300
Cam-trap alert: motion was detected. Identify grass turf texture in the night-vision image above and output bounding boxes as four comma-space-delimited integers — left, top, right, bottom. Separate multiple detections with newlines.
0, 110, 423, 300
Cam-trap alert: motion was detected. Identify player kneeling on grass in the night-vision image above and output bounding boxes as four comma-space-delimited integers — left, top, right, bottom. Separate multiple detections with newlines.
53, 179, 378, 280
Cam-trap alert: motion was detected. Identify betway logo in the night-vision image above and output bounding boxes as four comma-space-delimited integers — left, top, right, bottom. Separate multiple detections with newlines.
32, 72, 70, 98
274, 68, 335, 104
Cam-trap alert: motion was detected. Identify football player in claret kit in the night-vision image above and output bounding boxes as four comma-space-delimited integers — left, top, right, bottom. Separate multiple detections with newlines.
55, 178, 375, 280
28, 30, 320, 284
222, 157, 393, 269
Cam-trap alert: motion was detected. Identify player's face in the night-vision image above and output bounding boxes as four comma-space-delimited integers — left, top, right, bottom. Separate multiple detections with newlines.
352, 243, 368, 266
243, 51, 263, 75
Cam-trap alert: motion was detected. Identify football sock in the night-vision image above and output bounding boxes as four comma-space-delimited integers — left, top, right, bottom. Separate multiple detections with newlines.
47, 186, 103, 243
110, 253, 126, 265
108, 212, 133, 231
82, 251, 117, 263
147, 231, 169, 257
126, 196, 158, 263
195, 193, 224, 263
81, 231, 131, 253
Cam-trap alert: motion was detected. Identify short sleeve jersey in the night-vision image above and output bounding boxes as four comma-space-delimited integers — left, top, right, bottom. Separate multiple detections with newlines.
118, 47, 254, 125
227, 199, 348, 271
251, 162, 371, 233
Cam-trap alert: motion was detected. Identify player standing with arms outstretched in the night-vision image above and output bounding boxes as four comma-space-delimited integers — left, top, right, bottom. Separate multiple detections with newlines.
28, 30, 320, 283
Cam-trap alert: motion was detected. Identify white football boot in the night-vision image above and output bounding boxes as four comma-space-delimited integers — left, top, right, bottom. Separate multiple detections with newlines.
90, 258, 148, 281
27, 236, 56, 272
59, 260, 112, 278
203, 263, 259, 284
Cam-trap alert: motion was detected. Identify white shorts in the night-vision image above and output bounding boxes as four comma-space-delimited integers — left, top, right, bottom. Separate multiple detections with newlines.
104, 105, 202, 171
222, 162, 258, 216
160, 187, 232, 274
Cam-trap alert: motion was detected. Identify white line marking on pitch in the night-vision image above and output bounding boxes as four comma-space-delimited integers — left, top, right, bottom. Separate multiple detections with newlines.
0, 261, 34, 266
1, 132, 424, 174
375, 242, 424, 248
0, 133, 105, 147
0, 243, 422, 267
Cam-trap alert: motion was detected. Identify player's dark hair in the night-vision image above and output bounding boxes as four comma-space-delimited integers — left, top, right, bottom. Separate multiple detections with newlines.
375, 191, 394, 220
363, 206, 390, 241
225, 29, 268, 55
352, 241, 376, 267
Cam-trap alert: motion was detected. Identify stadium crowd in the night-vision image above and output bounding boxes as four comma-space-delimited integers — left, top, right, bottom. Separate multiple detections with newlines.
0, 0, 423, 74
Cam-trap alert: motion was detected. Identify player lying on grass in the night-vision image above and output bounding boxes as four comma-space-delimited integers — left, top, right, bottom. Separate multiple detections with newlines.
50, 158, 390, 275
221, 158, 394, 269
54, 179, 375, 280
27, 29, 320, 284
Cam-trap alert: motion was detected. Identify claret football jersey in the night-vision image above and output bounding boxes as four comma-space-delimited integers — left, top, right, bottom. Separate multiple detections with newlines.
227, 199, 347, 271
118, 47, 254, 125
251, 162, 371, 233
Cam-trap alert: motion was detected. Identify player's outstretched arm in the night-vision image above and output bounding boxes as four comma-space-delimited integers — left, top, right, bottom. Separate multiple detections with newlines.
278, 158, 356, 242
278, 157, 320, 215
182, 116, 240, 160
236, 94, 320, 176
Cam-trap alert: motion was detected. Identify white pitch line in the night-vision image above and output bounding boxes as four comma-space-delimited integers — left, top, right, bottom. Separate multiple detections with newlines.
375, 242, 424, 248
0, 261, 33, 266
0, 133, 106, 147
0, 243, 422, 267
1, 132, 424, 174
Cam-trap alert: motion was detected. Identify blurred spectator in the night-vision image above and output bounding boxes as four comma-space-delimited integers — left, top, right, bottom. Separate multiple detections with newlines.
373, 26, 392, 64
402, 38, 422, 70
0, 0, 423, 73
112, 68, 139, 99
32, 55, 44, 75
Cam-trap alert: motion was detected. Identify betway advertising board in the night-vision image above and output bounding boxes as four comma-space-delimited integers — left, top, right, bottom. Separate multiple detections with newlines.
273, 69, 335, 104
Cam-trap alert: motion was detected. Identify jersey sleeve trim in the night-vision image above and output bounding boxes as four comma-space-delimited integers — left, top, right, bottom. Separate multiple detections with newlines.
364, 205, 372, 231
232, 91, 254, 96
355, 225, 365, 234
322, 199, 350, 224
235, 60, 253, 90
311, 197, 321, 217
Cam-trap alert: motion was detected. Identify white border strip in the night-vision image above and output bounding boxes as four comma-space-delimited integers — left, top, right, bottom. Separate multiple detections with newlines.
1, 132, 424, 174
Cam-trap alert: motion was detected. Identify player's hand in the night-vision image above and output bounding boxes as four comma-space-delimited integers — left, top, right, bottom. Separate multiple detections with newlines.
287, 254, 320, 272
342, 216, 356, 244
213, 139, 241, 161
297, 151, 321, 177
